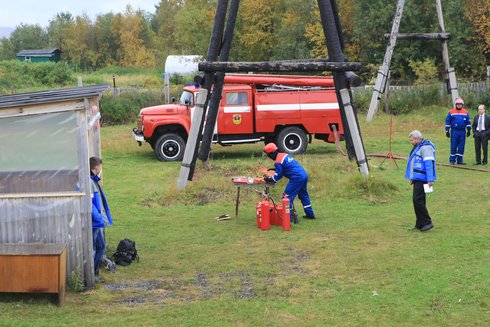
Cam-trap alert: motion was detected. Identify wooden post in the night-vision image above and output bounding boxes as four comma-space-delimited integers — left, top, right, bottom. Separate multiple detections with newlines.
367, 0, 405, 122
198, 60, 361, 72
177, 0, 229, 189
199, 0, 240, 163
435, 0, 459, 104
383, 32, 451, 40
317, 0, 369, 176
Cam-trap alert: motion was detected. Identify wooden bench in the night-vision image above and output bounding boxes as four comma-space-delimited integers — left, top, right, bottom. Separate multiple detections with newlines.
0, 243, 66, 305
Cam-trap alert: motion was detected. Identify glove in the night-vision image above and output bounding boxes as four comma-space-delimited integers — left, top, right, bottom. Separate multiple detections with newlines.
466, 130, 471, 137
445, 131, 450, 138
263, 175, 274, 183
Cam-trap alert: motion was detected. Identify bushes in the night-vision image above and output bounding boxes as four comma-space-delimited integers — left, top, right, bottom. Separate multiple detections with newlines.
354, 84, 452, 115
0, 60, 74, 92
99, 91, 166, 125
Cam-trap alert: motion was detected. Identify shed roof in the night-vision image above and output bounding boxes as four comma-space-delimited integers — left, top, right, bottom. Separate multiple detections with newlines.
16, 48, 60, 56
0, 84, 111, 109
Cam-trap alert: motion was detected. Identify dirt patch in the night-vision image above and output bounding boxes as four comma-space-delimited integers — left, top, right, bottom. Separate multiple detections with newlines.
116, 295, 146, 305
108, 259, 310, 306
106, 280, 161, 291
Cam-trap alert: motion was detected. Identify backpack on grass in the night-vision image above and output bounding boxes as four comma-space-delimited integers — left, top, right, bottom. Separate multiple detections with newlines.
113, 239, 139, 266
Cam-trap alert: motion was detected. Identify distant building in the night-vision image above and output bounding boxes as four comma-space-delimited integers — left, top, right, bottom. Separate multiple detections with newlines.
16, 48, 61, 63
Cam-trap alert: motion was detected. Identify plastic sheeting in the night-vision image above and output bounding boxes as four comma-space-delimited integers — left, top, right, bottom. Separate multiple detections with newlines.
0, 111, 81, 194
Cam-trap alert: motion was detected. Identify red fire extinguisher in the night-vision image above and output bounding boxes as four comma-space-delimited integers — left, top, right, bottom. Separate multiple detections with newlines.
261, 198, 270, 230
256, 201, 262, 228
281, 196, 291, 231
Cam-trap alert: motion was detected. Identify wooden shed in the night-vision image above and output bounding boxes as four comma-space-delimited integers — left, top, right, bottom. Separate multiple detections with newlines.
16, 49, 61, 63
0, 85, 110, 288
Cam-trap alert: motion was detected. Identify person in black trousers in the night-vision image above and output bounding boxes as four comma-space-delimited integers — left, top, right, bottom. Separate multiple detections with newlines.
404, 130, 436, 232
472, 104, 490, 165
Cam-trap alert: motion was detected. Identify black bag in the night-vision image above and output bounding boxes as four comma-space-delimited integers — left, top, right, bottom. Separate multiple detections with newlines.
113, 239, 139, 266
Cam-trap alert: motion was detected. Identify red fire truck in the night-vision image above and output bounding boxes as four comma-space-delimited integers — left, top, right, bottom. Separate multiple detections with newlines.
132, 74, 343, 161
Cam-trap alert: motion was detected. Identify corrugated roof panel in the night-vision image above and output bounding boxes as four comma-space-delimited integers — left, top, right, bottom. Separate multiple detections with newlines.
0, 85, 111, 108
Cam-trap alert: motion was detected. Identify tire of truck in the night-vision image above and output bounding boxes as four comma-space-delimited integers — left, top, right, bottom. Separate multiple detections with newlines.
275, 126, 308, 155
154, 133, 185, 161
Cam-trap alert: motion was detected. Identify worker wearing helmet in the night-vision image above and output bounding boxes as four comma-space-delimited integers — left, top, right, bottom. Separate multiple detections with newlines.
445, 97, 471, 164
262, 143, 315, 219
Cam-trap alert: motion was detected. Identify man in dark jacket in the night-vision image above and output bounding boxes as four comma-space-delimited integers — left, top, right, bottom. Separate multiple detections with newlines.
405, 130, 436, 232
472, 104, 490, 165
90, 156, 113, 283
262, 143, 315, 219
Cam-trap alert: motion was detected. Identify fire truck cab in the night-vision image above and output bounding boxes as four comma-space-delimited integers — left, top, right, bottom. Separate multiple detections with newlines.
133, 74, 343, 161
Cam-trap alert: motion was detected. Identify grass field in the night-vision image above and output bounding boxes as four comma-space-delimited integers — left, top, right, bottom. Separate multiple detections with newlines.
1, 106, 489, 326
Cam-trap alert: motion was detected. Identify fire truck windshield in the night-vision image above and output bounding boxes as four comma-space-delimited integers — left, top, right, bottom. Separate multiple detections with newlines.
180, 91, 194, 106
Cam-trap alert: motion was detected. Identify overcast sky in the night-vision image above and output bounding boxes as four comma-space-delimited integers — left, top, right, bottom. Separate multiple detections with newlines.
0, 1, 159, 28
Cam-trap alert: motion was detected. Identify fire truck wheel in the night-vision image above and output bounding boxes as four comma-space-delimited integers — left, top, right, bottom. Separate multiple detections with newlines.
276, 126, 308, 155
154, 133, 185, 161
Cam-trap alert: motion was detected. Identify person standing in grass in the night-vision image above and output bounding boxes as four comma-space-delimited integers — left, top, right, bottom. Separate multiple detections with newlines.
262, 143, 315, 220
405, 130, 436, 232
90, 156, 113, 283
445, 97, 471, 165
472, 104, 490, 165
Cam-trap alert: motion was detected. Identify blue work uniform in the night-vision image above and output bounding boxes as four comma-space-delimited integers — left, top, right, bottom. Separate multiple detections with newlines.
445, 108, 471, 163
268, 153, 315, 218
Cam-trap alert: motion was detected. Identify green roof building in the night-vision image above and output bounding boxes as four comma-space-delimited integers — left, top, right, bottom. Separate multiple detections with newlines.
16, 48, 61, 63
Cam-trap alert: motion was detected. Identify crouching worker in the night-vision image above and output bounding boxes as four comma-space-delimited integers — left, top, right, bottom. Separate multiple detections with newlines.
90, 156, 113, 283
262, 143, 315, 220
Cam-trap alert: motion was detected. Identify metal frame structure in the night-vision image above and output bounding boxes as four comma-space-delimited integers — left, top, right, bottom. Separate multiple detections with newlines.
177, 0, 370, 189
367, 0, 459, 122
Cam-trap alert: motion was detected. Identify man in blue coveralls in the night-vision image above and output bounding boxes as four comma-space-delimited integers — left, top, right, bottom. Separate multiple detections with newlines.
445, 97, 471, 164
262, 143, 315, 219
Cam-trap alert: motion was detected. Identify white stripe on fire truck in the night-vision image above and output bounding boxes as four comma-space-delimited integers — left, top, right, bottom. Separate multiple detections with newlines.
301, 103, 339, 110
223, 106, 251, 113
256, 103, 338, 111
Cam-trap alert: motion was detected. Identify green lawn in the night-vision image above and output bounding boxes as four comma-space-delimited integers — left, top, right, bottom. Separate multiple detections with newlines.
1, 106, 489, 326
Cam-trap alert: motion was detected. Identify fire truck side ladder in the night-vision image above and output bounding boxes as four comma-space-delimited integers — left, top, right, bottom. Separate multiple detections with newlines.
367, 0, 459, 122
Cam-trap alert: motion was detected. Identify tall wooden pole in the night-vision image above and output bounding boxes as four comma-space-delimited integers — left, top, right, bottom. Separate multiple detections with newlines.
435, 0, 459, 104
199, 0, 240, 163
367, 0, 405, 122
177, 0, 229, 190
317, 0, 369, 176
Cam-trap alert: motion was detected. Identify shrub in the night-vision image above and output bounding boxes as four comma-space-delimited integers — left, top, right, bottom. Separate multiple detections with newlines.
0, 60, 74, 92
100, 91, 165, 125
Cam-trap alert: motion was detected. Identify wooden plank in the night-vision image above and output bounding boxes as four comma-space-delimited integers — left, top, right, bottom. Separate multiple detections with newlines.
76, 109, 95, 288
199, 60, 361, 72
0, 100, 85, 118
0, 243, 65, 255
383, 32, 451, 40
0, 192, 84, 199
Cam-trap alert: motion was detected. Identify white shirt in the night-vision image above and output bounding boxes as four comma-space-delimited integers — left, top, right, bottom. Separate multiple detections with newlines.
477, 114, 485, 131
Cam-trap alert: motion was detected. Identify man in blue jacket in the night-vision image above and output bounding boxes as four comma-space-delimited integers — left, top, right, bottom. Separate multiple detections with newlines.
262, 143, 315, 220
445, 97, 471, 164
405, 130, 436, 232
90, 156, 113, 283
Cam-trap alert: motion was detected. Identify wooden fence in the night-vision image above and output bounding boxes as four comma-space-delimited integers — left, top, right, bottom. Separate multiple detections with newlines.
352, 81, 489, 99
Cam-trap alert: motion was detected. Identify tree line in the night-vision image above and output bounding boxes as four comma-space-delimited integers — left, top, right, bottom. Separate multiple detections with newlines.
0, 0, 488, 82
